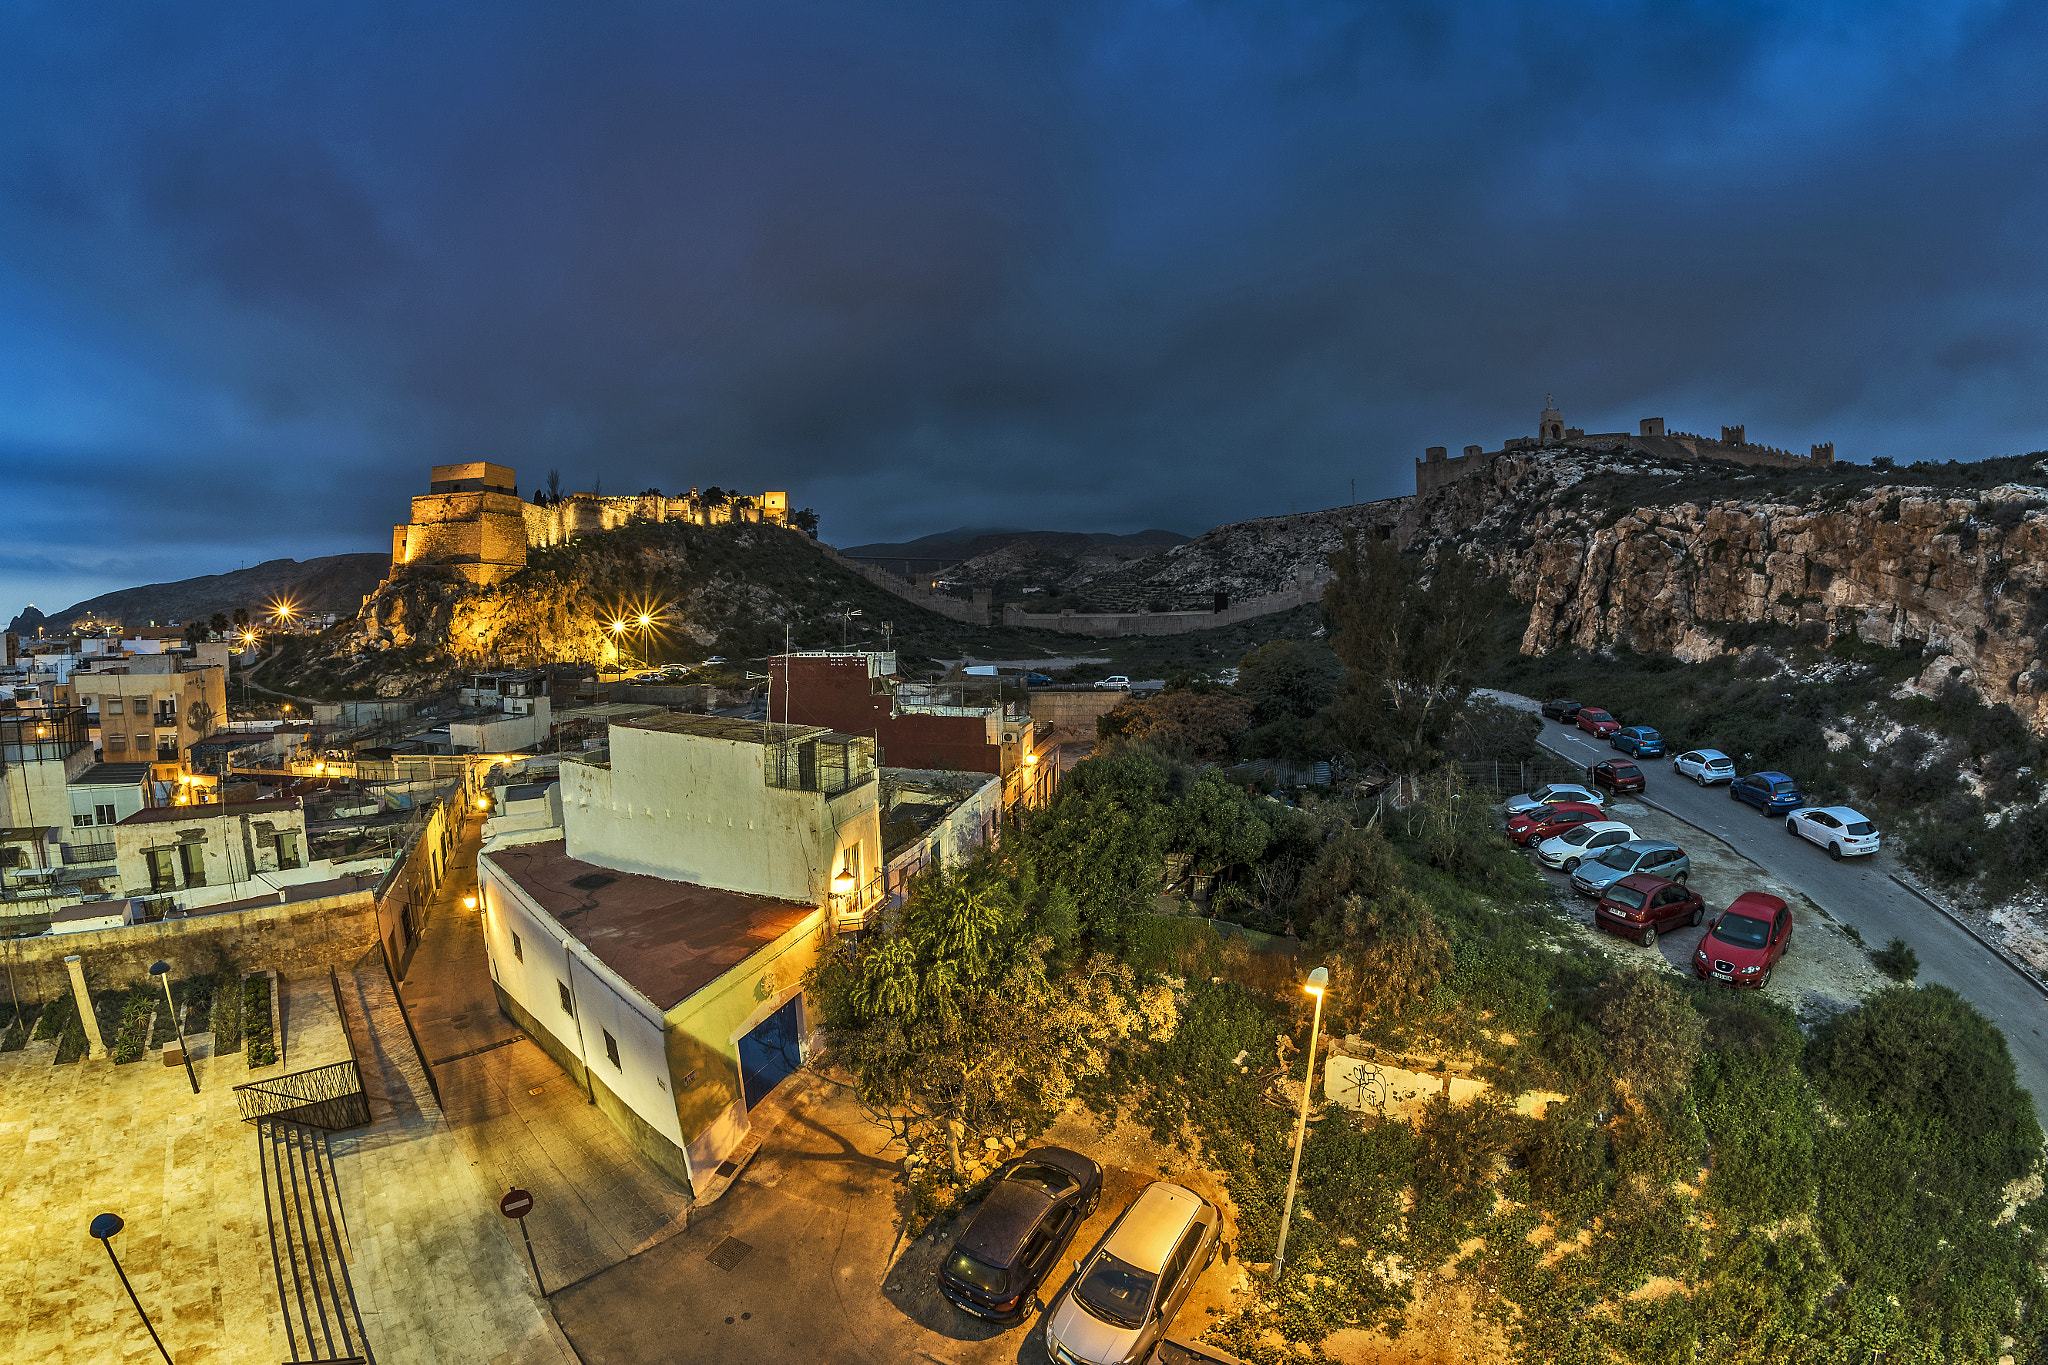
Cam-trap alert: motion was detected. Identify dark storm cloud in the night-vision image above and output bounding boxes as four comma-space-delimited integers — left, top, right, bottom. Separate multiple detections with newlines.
5, 0, 2048, 614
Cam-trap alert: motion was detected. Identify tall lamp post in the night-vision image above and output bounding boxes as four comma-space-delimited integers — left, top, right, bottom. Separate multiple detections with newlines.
88, 1213, 175, 1364
1271, 965, 1329, 1285
148, 961, 198, 1094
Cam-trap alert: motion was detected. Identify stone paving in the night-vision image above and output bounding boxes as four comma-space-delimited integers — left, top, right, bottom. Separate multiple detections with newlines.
0, 971, 348, 1364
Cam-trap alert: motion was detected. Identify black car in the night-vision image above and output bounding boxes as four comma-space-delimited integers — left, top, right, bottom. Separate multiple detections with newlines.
1541, 698, 1583, 722
937, 1146, 1102, 1324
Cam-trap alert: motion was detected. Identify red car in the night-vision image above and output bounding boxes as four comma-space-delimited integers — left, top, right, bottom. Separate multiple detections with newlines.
1693, 891, 1793, 988
1586, 759, 1646, 795
1575, 707, 1621, 738
1507, 801, 1604, 846
1593, 873, 1704, 948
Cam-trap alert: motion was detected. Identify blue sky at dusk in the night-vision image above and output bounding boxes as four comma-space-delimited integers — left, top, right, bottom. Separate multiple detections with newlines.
5, 1, 2048, 616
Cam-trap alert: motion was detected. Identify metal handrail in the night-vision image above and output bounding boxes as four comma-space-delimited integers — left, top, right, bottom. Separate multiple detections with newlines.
234, 1059, 367, 1124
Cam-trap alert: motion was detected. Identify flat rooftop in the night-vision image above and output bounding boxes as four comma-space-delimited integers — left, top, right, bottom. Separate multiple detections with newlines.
71, 762, 152, 787
616, 713, 873, 748
119, 796, 302, 827
485, 838, 816, 1011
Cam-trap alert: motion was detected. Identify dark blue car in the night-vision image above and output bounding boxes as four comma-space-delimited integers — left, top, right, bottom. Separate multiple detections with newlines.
1609, 727, 1664, 758
1730, 771, 1804, 815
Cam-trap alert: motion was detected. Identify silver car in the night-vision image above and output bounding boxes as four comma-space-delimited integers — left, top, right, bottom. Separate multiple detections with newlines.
1569, 840, 1690, 896
1502, 782, 1604, 819
1535, 820, 1637, 872
1044, 1182, 1219, 1365
1672, 749, 1735, 786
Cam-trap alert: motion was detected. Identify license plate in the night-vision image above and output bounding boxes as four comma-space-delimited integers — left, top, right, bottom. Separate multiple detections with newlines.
1712, 971, 1732, 982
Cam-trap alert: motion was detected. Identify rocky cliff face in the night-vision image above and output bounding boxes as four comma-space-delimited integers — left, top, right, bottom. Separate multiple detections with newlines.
1407, 449, 2048, 729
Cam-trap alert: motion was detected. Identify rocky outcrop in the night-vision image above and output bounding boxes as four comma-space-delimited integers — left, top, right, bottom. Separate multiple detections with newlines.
1409, 449, 2048, 729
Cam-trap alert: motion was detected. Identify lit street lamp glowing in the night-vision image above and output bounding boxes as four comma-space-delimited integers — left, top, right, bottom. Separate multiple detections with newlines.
1272, 965, 1330, 1285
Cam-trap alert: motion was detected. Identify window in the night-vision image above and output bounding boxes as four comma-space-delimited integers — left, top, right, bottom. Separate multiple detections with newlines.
274, 832, 301, 870
603, 1029, 621, 1070
106, 699, 123, 715
178, 841, 207, 887
512, 932, 523, 962
108, 735, 127, 752
557, 980, 574, 1015
146, 847, 177, 892
74, 814, 96, 828
96, 804, 117, 825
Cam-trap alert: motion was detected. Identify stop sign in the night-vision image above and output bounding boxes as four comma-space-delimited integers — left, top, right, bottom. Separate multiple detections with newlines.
500, 1188, 534, 1220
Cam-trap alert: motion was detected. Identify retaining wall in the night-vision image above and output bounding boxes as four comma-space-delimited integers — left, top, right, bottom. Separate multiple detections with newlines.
0, 889, 378, 1000
1002, 576, 1329, 637
815, 545, 992, 625
1026, 690, 1128, 730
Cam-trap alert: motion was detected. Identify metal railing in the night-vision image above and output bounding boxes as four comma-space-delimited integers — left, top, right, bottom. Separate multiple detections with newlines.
62, 842, 116, 865
1457, 757, 1590, 799
234, 1059, 371, 1131
830, 871, 886, 928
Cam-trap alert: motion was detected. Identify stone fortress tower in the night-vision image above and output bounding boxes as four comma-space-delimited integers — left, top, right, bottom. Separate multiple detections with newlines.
389, 462, 791, 587
1416, 399, 1836, 498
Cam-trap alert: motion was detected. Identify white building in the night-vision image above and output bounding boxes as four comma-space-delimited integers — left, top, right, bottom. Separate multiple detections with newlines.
475, 714, 885, 1193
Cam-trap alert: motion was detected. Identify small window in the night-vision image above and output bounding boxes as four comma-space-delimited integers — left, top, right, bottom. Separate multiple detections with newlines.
512, 932, 523, 962
74, 814, 95, 828
96, 804, 117, 825
558, 980, 573, 1015
603, 1030, 621, 1070
108, 735, 127, 752
106, 699, 123, 716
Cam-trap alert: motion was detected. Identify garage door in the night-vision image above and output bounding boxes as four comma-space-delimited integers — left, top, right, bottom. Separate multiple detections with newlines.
738, 996, 804, 1111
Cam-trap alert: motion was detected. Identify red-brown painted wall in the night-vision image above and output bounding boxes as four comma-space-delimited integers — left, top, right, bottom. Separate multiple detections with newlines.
767, 658, 1001, 774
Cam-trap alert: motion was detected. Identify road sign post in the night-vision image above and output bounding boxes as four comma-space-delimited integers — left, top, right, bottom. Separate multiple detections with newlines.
500, 1188, 543, 1294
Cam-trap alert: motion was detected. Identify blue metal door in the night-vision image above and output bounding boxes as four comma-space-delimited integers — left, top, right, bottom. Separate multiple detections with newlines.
738, 996, 804, 1110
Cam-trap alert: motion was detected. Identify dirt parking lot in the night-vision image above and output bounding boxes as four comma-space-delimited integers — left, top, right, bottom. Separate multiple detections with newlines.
1533, 798, 1892, 1015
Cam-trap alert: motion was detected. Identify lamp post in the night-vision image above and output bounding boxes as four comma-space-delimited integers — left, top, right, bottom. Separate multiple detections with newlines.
88, 1213, 174, 1364
1271, 965, 1329, 1285
149, 961, 198, 1094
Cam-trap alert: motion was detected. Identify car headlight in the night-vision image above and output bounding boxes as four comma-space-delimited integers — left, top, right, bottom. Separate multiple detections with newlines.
1740, 964, 1761, 974
1695, 949, 1707, 961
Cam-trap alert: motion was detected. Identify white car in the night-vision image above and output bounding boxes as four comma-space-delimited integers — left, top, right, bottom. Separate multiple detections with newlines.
1503, 783, 1605, 819
1093, 675, 1131, 691
1536, 821, 1638, 872
1786, 806, 1881, 859
1672, 749, 1735, 786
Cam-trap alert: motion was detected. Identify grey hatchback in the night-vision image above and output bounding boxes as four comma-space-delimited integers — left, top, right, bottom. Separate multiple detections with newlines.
1569, 840, 1690, 897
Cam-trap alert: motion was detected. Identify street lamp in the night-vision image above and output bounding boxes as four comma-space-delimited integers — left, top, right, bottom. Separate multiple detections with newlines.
1271, 965, 1330, 1285
149, 961, 198, 1094
88, 1213, 174, 1364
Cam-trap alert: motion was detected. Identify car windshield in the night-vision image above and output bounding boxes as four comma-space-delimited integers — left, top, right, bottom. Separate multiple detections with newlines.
1005, 1163, 1076, 1197
1715, 914, 1771, 949
1613, 765, 1640, 779
1596, 847, 1639, 871
944, 1250, 1011, 1296
1605, 885, 1647, 910
1636, 730, 1659, 740
1074, 1253, 1155, 1329
1770, 780, 1796, 794
1708, 758, 1732, 769
1582, 710, 1611, 721
1559, 826, 1598, 846
1846, 820, 1874, 835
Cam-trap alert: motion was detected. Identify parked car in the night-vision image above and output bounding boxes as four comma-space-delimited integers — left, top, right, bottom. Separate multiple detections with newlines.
1043, 1181, 1220, 1365
1507, 801, 1604, 846
1672, 749, 1735, 785
1024, 672, 1054, 686
1593, 873, 1706, 947
1693, 891, 1794, 988
1094, 676, 1132, 691
1786, 806, 1881, 859
1609, 726, 1664, 757
1585, 759, 1647, 795
1535, 820, 1637, 872
1502, 783, 1604, 819
1569, 840, 1691, 897
938, 1147, 1104, 1324
1730, 771, 1804, 815
705, 655, 728, 664
1574, 707, 1621, 738
1540, 698, 1584, 722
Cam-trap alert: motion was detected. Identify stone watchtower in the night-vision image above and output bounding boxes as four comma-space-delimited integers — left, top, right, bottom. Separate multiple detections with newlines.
1539, 398, 1565, 444
390, 462, 529, 586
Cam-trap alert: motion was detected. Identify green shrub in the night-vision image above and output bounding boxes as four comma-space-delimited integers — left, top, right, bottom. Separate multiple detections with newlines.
111, 988, 154, 1064
244, 974, 277, 1067
1869, 937, 1919, 982
32, 993, 75, 1041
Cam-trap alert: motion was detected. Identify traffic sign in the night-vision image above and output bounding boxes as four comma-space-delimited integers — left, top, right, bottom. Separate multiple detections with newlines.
500, 1188, 534, 1220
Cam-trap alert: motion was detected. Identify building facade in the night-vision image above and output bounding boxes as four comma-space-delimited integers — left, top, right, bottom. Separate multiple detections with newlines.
475, 712, 886, 1192
60, 654, 228, 776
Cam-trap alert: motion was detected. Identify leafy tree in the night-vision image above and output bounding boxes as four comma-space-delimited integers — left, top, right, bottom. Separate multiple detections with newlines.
805, 857, 1175, 1176
1168, 770, 1271, 876
791, 507, 820, 536
1021, 751, 1172, 943
1591, 966, 1704, 1101
232, 607, 249, 629
1236, 640, 1341, 725
1440, 695, 1540, 763
208, 611, 229, 636
1322, 531, 1495, 773
1096, 690, 1253, 759
545, 468, 562, 503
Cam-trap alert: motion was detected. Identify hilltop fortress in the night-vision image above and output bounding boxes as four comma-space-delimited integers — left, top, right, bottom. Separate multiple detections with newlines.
390, 462, 789, 586
1417, 400, 1836, 497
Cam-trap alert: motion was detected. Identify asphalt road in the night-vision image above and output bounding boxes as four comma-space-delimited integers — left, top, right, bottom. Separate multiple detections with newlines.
1531, 715, 2048, 1127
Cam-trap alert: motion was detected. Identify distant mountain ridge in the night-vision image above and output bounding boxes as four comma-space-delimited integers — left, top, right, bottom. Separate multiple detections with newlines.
837, 525, 1190, 567
8, 553, 388, 635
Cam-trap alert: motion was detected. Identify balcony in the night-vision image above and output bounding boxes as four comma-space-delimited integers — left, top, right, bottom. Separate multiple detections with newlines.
828, 871, 885, 931
61, 842, 116, 867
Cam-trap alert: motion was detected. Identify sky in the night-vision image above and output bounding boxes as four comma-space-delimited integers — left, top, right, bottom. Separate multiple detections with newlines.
5, 0, 2048, 617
